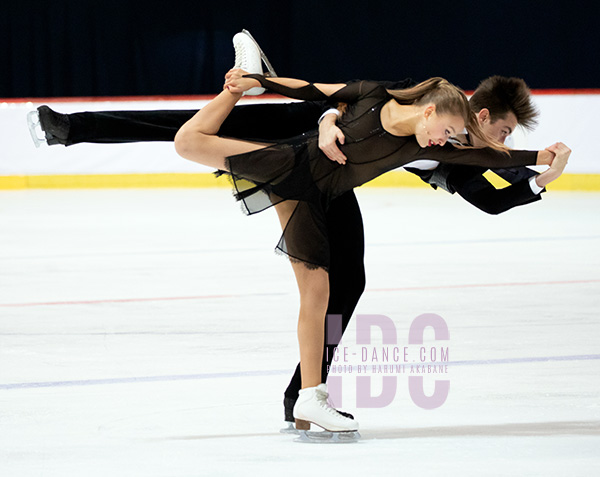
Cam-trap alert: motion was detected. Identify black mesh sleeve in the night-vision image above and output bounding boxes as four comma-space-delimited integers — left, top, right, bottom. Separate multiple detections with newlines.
242, 75, 384, 105
419, 144, 539, 168
243, 74, 330, 101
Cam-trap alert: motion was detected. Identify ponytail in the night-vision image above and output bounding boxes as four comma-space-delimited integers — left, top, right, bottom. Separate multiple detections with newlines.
386, 77, 448, 105
388, 78, 510, 153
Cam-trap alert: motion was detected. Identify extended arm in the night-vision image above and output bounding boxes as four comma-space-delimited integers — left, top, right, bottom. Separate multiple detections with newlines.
404, 163, 544, 214
447, 166, 544, 215
420, 142, 555, 169
241, 74, 346, 99
225, 69, 377, 104
418, 143, 570, 213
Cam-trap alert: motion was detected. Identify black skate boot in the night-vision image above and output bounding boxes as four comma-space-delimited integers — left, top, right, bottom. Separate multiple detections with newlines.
27, 105, 71, 147
38, 105, 70, 145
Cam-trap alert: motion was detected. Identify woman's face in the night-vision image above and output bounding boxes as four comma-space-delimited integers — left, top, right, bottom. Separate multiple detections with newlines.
415, 107, 465, 148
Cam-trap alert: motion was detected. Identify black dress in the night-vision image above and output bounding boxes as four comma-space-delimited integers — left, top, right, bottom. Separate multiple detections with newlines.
223, 77, 538, 270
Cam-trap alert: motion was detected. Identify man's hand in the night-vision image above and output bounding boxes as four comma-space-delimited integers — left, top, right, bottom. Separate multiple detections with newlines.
535, 142, 571, 188
319, 113, 347, 165
547, 142, 571, 172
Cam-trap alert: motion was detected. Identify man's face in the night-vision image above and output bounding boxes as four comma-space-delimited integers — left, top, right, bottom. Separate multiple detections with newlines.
477, 109, 518, 144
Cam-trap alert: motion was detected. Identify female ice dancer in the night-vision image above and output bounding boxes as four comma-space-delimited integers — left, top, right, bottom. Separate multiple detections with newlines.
173, 69, 558, 433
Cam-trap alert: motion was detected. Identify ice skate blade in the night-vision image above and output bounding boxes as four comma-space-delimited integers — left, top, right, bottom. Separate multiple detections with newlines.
27, 111, 44, 148
295, 430, 360, 444
279, 422, 300, 435
241, 29, 277, 78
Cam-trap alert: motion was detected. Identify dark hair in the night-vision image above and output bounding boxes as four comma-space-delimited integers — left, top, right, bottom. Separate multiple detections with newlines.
388, 77, 508, 152
469, 76, 539, 131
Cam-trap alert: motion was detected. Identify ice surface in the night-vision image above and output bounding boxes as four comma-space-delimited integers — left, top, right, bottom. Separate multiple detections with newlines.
1, 188, 599, 476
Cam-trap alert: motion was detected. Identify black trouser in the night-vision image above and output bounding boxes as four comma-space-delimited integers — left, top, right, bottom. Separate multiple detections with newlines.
65, 101, 366, 400
67, 102, 326, 144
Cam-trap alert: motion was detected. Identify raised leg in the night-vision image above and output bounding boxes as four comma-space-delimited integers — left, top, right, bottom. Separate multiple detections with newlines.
67, 110, 197, 145
36, 100, 323, 147
174, 89, 271, 170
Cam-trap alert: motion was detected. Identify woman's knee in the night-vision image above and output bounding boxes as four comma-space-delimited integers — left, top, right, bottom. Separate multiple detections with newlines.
174, 127, 192, 158
299, 271, 330, 311
174, 126, 207, 160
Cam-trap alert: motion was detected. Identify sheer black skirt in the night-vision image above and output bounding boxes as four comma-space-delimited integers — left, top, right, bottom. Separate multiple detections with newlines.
220, 130, 340, 270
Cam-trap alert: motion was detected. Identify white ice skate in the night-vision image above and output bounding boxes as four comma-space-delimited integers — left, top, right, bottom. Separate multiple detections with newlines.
27, 110, 44, 148
239, 29, 277, 78
292, 384, 360, 443
232, 30, 277, 96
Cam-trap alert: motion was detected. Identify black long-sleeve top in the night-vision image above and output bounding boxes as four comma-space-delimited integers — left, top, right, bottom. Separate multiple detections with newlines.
226, 76, 539, 269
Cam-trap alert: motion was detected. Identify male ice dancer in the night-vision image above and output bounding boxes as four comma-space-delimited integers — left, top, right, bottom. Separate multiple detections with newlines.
28, 31, 567, 430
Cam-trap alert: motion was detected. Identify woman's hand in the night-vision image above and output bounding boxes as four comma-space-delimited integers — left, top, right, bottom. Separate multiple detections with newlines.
536, 149, 554, 166
319, 113, 347, 164
223, 68, 261, 94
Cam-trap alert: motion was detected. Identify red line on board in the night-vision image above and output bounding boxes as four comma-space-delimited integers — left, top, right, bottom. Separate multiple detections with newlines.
0, 94, 283, 103
2, 90, 600, 103
530, 89, 600, 95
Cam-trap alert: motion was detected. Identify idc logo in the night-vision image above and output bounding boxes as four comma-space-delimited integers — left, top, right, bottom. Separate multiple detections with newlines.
326, 313, 450, 409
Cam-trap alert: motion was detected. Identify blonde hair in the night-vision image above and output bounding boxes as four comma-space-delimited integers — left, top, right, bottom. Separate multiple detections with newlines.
387, 77, 509, 153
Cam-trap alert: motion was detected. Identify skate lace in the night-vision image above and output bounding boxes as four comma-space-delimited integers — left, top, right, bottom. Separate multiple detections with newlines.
234, 44, 246, 69
316, 388, 348, 419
